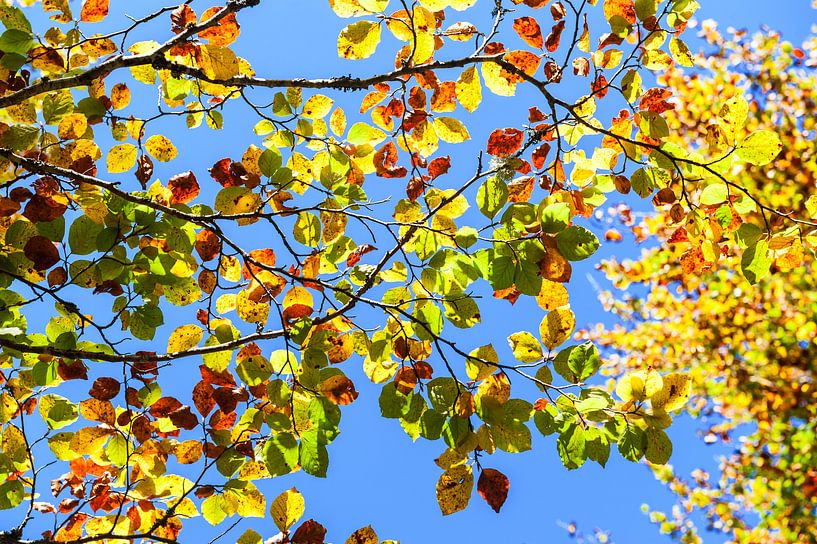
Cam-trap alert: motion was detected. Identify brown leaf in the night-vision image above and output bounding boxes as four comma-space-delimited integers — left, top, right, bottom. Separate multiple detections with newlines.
345, 526, 377, 544
292, 519, 327, 544
24, 235, 59, 270
394, 367, 418, 395
135, 154, 154, 189
477, 468, 510, 513
545, 20, 566, 52
373, 142, 407, 179
406, 176, 426, 202
168, 171, 200, 205
57, 359, 87, 381
192, 381, 216, 416
89, 377, 120, 401
551, 2, 566, 19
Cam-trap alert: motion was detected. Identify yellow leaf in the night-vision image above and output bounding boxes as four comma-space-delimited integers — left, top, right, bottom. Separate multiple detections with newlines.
481, 61, 516, 97
236, 289, 269, 324
330, 108, 347, 136
436, 464, 473, 515
57, 113, 87, 140
616, 369, 663, 403
345, 526, 378, 544
455, 66, 482, 113
270, 487, 305, 532
106, 143, 137, 173
433, 117, 471, 143
145, 134, 178, 162
536, 280, 569, 310
302, 94, 334, 119
650, 373, 691, 411
167, 324, 203, 353
539, 306, 575, 350
338, 20, 381, 60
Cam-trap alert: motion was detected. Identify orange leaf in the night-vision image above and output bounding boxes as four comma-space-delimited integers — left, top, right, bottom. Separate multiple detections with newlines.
487, 128, 525, 157
80, 0, 109, 22
320, 375, 359, 405
513, 17, 543, 49
198, 7, 241, 47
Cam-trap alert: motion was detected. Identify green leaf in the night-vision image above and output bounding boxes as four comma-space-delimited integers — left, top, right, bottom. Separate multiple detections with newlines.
556, 422, 586, 469
555, 226, 599, 261
293, 212, 321, 247
553, 342, 602, 382
644, 428, 673, 464
476, 176, 507, 219
0, 480, 24, 510
0, 29, 33, 55
736, 130, 782, 166
68, 215, 104, 255
262, 433, 299, 477
38, 394, 78, 430
618, 424, 646, 462
741, 239, 771, 284
299, 429, 329, 477
699, 182, 728, 206
539, 202, 570, 234
347, 122, 386, 145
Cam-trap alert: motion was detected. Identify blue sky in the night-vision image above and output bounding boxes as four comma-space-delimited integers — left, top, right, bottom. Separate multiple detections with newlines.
5, 1, 817, 543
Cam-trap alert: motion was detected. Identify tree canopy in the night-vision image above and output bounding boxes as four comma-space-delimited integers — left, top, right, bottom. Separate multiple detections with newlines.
0, 0, 812, 543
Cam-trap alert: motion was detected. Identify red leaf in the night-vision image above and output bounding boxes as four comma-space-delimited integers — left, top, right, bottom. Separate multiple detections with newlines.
374, 142, 407, 178
477, 468, 510, 513
346, 244, 377, 268
428, 156, 451, 180
487, 128, 525, 158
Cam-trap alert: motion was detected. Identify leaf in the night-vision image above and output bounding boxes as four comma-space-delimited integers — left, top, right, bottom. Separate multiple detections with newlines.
293, 520, 328, 544
433, 117, 471, 143
486, 128, 524, 157
345, 526, 378, 544
455, 66, 482, 113
477, 468, 510, 513
270, 488, 305, 533
107, 144, 138, 173
644, 428, 672, 464
507, 331, 543, 363
80, 0, 109, 22
555, 226, 599, 261
741, 239, 772, 284
513, 16, 543, 49
338, 20, 381, 60
168, 171, 200, 205
669, 37, 694, 67
167, 324, 204, 353
476, 176, 508, 219
145, 134, 178, 162
436, 464, 473, 515
347, 122, 386, 145
38, 394, 78, 430
198, 7, 240, 47
651, 373, 692, 412
736, 130, 783, 166
618, 424, 645, 462
539, 306, 575, 351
